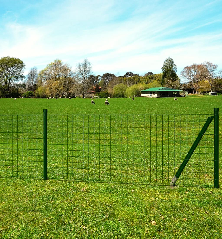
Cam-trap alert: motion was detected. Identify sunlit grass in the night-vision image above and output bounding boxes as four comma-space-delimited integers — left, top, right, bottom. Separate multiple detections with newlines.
0, 96, 221, 238
0, 95, 222, 115
0, 180, 221, 238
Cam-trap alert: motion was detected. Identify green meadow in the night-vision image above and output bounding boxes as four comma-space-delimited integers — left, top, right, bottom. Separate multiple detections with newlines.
0, 95, 221, 115
0, 96, 221, 238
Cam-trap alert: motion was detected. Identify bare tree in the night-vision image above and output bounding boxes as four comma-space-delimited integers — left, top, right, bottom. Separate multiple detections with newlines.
181, 62, 220, 93
76, 59, 92, 98
202, 62, 218, 92
26, 67, 38, 91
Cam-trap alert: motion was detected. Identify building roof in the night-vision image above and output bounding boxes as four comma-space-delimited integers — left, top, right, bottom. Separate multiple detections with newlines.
141, 87, 182, 92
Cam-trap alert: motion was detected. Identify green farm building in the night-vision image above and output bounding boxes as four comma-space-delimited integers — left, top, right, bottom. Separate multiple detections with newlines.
141, 87, 182, 98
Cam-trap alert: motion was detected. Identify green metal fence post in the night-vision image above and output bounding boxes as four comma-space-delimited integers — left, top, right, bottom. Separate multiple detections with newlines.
214, 108, 219, 188
43, 109, 48, 180
11, 115, 14, 177
16, 115, 19, 177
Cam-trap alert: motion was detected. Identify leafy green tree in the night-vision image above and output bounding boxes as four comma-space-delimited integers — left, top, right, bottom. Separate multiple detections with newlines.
198, 80, 211, 93
113, 83, 127, 98
144, 72, 153, 77
146, 80, 162, 89
126, 83, 147, 98
22, 91, 35, 98
0, 56, 25, 97
161, 57, 179, 88
97, 91, 109, 98
100, 73, 116, 91
141, 72, 154, 84
35, 86, 47, 98
215, 77, 222, 93
37, 59, 76, 98
99, 73, 118, 96
140, 73, 162, 85
123, 75, 140, 87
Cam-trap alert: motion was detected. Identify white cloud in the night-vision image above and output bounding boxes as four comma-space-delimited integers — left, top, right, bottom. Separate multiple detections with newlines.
0, 0, 222, 76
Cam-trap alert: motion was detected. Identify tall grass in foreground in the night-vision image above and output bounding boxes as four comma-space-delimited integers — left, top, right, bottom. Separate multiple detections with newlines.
0, 180, 221, 238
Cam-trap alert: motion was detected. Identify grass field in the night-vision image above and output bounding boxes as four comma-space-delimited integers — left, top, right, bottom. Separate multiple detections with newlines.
0, 95, 221, 115
0, 96, 221, 238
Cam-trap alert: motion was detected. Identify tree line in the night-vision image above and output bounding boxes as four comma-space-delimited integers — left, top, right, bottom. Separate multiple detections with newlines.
0, 56, 221, 98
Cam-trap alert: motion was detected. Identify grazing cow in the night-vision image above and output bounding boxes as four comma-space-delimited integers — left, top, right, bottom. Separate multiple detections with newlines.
91, 100, 95, 104
105, 99, 109, 105
174, 97, 178, 100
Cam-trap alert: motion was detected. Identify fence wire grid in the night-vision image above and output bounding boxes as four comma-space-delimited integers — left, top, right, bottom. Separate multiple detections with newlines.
0, 111, 218, 187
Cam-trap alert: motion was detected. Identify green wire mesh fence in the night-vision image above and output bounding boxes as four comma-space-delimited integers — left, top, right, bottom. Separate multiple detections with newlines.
0, 114, 43, 179
0, 109, 219, 187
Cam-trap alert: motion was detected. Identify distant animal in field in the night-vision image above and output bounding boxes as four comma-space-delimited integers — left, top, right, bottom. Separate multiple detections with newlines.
91, 100, 95, 104
174, 97, 178, 101
105, 99, 109, 105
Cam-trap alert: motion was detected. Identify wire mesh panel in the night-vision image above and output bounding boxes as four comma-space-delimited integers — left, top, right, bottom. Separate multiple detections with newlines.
0, 115, 14, 178
47, 114, 68, 179
17, 114, 43, 179
110, 114, 149, 184
0, 114, 43, 179
0, 112, 216, 186
44, 113, 215, 187
176, 114, 214, 187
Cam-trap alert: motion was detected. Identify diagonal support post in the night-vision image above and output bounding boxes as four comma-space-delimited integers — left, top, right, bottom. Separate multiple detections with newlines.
171, 115, 214, 187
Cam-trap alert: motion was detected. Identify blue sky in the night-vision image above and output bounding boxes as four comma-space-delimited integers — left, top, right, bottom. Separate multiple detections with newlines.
0, 0, 222, 77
